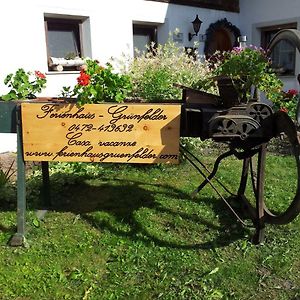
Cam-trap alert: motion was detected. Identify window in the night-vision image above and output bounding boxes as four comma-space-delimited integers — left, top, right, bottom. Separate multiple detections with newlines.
45, 17, 88, 71
133, 24, 157, 57
261, 23, 297, 76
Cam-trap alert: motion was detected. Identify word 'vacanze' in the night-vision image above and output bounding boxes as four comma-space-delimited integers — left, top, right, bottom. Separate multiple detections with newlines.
36, 104, 168, 124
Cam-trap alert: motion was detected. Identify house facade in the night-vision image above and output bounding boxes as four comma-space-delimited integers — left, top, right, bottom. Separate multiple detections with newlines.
240, 0, 300, 91
0, 0, 300, 152
0, 0, 241, 97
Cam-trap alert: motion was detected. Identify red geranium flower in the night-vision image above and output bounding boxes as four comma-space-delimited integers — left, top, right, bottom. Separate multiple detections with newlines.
35, 70, 46, 79
279, 107, 288, 113
77, 70, 90, 86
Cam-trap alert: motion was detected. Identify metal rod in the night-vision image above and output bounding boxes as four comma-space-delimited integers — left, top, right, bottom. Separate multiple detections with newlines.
238, 157, 250, 196
180, 144, 235, 196
193, 149, 236, 195
10, 104, 26, 246
41, 161, 51, 208
253, 145, 266, 243
181, 150, 252, 227
236, 157, 258, 221
250, 158, 258, 197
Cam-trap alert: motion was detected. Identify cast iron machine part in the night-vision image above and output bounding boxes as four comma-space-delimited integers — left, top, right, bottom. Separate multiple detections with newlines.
179, 29, 300, 244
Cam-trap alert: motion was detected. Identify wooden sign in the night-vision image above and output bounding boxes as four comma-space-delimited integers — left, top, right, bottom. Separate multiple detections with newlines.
21, 103, 181, 164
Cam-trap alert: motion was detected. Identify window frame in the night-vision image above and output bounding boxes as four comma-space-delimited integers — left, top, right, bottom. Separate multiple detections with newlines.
44, 17, 84, 72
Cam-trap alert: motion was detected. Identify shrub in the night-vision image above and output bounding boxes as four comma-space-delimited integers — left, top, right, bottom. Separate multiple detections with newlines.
272, 89, 299, 120
121, 36, 214, 102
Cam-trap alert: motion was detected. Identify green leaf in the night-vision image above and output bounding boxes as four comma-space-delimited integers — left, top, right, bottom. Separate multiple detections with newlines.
208, 267, 219, 275
32, 218, 40, 228
1, 91, 17, 101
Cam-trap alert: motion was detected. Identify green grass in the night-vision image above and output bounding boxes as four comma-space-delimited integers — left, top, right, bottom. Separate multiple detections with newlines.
0, 150, 300, 299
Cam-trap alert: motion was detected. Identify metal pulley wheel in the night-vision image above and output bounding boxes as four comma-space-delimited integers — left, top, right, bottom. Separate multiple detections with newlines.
249, 30, 300, 224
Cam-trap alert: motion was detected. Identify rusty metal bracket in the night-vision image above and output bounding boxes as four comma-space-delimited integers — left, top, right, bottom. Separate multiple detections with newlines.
180, 144, 254, 227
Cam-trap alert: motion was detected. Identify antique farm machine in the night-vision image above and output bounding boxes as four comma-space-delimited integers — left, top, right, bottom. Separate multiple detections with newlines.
179, 29, 300, 243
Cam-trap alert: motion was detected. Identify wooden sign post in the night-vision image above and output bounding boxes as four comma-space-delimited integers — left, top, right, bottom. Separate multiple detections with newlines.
10, 102, 181, 246
21, 103, 181, 164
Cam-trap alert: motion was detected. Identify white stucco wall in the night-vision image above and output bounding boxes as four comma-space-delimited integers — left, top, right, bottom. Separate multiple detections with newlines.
239, 0, 300, 41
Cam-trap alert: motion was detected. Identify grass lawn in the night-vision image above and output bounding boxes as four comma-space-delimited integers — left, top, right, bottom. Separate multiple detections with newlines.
0, 147, 299, 299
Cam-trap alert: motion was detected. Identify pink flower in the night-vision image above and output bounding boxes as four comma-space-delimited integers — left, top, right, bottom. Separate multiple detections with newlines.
231, 47, 243, 54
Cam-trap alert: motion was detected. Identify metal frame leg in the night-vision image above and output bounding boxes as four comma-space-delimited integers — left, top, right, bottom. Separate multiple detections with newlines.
252, 144, 266, 244
10, 105, 27, 246
236, 146, 266, 244
41, 161, 50, 207
35, 161, 51, 220
237, 157, 257, 221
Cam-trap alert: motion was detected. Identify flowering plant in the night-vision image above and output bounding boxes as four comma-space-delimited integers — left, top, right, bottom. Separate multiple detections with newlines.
209, 46, 283, 103
272, 89, 299, 119
1, 68, 47, 101
62, 59, 132, 105
121, 36, 213, 102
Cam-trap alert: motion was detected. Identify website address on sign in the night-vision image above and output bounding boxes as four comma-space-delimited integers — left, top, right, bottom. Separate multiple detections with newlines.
37, 145, 179, 162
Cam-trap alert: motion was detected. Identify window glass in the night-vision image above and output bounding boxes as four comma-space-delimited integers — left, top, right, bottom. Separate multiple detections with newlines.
133, 24, 157, 57
47, 29, 79, 58
133, 35, 151, 54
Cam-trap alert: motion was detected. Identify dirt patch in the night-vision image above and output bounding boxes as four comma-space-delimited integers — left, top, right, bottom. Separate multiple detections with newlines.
0, 152, 37, 182
0, 152, 17, 181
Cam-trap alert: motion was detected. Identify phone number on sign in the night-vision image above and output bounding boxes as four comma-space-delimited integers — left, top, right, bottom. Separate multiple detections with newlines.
68, 123, 134, 133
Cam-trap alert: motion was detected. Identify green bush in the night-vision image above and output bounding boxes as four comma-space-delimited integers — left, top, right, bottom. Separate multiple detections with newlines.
272, 89, 299, 120
122, 37, 214, 102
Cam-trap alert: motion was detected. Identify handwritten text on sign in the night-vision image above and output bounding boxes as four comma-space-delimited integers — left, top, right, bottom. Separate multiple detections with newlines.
21, 103, 181, 163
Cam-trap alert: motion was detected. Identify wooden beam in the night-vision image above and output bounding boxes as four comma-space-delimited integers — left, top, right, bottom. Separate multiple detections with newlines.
146, 0, 239, 13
